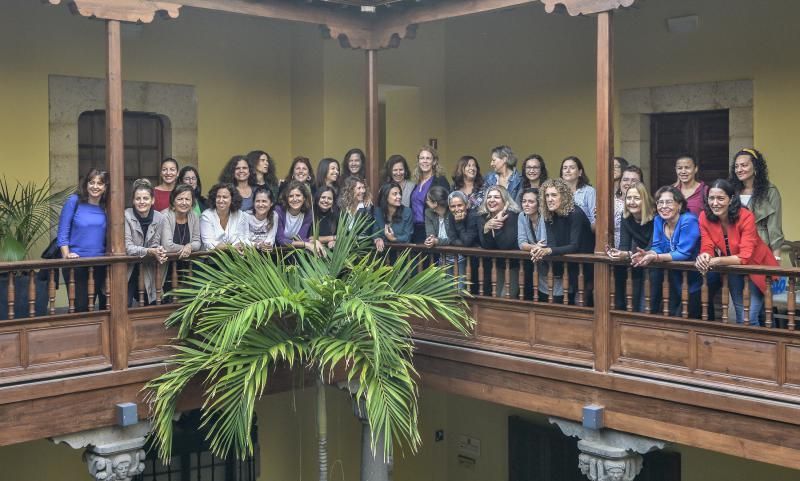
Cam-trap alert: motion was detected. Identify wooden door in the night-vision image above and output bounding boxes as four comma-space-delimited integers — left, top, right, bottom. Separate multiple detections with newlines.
650, 110, 729, 193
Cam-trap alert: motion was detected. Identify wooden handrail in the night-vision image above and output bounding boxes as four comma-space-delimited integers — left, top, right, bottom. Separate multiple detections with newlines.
0, 251, 211, 273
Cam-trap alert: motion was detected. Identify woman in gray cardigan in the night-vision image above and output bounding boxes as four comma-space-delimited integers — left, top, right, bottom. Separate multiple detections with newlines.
124, 179, 166, 306
159, 184, 201, 299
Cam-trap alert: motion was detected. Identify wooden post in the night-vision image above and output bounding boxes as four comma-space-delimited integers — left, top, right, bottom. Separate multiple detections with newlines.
365, 49, 380, 200
592, 11, 614, 372
106, 19, 128, 371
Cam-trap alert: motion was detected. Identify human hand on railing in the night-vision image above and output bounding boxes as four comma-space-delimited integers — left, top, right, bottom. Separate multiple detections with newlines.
374, 237, 385, 252
327, 240, 336, 249
695, 252, 714, 274
424, 235, 438, 248
148, 246, 167, 264
178, 244, 192, 259
530, 241, 551, 262
605, 244, 628, 261
630, 247, 656, 267
65, 252, 80, 259
256, 241, 273, 253
304, 240, 326, 256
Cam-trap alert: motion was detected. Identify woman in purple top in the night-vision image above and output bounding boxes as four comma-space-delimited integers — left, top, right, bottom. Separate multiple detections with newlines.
673, 154, 708, 217
275, 180, 322, 254
411, 145, 450, 243
57, 167, 109, 312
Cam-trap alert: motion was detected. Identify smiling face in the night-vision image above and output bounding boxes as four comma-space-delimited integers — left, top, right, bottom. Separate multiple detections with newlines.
620, 170, 641, 195
161, 161, 178, 185
354, 182, 366, 203
132, 189, 153, 216
485, 189, 505, 214
173, 190, 193, 215
464, 158, 478, 180
287, 188, 305, 213
733, 155, 755, 184
317, 190, 334, 211
325, 162, 340, 184
347, 153, 362, 174
675, 157, 697, 185
524, 158, 542, 183
388, 186, 402, 207
87, 175, 107, 202
253, 191, 273, 218
293, 162, 310, 183
234, 160, 250, 183
521, 192, 539, 216
418, 150, 434, 175
656, 191, 680, 222
613, 158, 622, 181
545, 187, 562, 212
707, 187, 731, 220
256, 154, 269, 175
625, 187, 643, 217
215, 187, 232, 213
561, 160, 580, 183
391, 162, 406, 183
181, 170, 198, 189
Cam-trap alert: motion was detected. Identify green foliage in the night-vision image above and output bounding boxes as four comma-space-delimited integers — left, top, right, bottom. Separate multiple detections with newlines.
0, 177, 73, 261
146, 215, 475, 463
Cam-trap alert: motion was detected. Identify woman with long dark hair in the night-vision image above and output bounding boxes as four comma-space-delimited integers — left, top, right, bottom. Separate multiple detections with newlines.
124, 178, 165, 306
57, 167, 109, 312
382, 154, 415, 208
219, 155, 255, 212
696, 179, 779, 325
314, 186, 339, 248
246, 186, 278, 251
452, 155, 484, 210
375, 181, 413, 246
560, 156, 596, 230
200, 183, 249, 250
280, 156, 315, 197
178, 165, 206, 216
154, 157, 179, 212
729, 148, 783, 257
247, 150, 279, 197
517, 154, 548, 204
342, 148, 367, 182
316, 158, 341, 196
275, 180, 320, 253
673, 154, 707, 217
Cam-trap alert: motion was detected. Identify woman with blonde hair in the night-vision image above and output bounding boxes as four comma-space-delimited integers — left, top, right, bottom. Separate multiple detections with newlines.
478, 185, 520, 298
411, 146, 450, 243
531, 178, 594, 305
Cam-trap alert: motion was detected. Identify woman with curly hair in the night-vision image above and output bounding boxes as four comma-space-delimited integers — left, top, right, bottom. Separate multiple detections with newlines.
279, 156, 315, 197
218, 155, 256, 212
478, 185, 521, 298
530, 178, 594, 305
696, 179, 778, 325
338, 176, 382, 250
411, 146, 451, 243
315, 157, 342, 196
560, 156, 596, 230
452, 155, 484, 209
729, 148, 783, 258
200, 183, 249, 250
381, 154, 415, 208
247, 150, 279, 197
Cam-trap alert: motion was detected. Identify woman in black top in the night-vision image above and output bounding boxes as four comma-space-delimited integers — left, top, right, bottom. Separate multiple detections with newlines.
606, 182, 655, 311
448, 190, 480, 293
478, 185, 520, 298
314, 186, 338, 248
531, 178, 593, 305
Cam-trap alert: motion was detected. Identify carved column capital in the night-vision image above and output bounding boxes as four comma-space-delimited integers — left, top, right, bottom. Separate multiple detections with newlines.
577, 439, 642, 481
84, 441, 146, 481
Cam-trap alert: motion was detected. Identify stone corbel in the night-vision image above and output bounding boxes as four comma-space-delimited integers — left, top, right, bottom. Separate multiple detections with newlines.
44, 0, 182, 23
542, 0, 636, 16
549, 417, 666, 481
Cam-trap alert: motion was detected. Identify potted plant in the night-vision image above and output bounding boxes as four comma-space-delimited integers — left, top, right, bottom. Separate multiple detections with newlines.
0, 177, 73, 319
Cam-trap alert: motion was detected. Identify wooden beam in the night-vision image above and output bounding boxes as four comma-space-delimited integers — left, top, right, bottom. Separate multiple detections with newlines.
542, 0, 636, 16
593, 11, 614, 373
46, 0, 181, 23
365, 49, 381, 198
105, 19, 128, 371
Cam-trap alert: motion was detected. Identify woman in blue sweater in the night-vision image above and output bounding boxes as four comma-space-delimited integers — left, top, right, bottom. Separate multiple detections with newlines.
57, 168, 109, 312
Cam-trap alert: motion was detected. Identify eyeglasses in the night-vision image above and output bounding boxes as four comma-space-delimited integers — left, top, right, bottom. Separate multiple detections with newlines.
656, 200, 676, 206
525, 166, 541, 171
182, 176, 197, 182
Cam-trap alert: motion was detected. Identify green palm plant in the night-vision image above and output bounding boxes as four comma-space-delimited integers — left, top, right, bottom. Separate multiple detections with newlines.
146, 214, 474, 480
0, 177, 73, 261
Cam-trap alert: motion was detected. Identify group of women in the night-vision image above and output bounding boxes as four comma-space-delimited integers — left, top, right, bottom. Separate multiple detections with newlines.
57, 145, 783, 325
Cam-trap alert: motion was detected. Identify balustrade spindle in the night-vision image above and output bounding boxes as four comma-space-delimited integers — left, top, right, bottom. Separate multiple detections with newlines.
48, 269, 56, 315
681, 271, 689, 318
743, 276, 751, 326
465, 256, 473, 293
562, 262, 569, 305
764, 275, 773, 328
137, 263, 146, 306
171, 260, 179, 300
547, 261, 554, 303
625, 266, 633, 312
68, 268, 76, 313
28, 270, 36, 318
87, 267, 96, 312
662, 270, 669, 316
532, 262, 539, 303
578, 263, 585, 307
478, 257, 485, 296
454, 255, 461, 290
7, 271, 15, 319
644, 269, 651, 313
609, 263, 616, 307
701, 275, 709, 321
518, 260, 525, 300
105, 271, 111, 311
788, 277, 796, 330
721, 274, 729, 323
503, 258, 511, 299
155, 262, 163, 305
491, 258, 498, 297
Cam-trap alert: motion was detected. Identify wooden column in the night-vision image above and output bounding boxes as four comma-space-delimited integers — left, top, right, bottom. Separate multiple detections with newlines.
593, 11, 614, 372
365, 49, 380, 198
106, 19, 128, 371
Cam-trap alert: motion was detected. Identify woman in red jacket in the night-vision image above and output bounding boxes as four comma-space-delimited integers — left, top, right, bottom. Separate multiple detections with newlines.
696, 179, 778, 326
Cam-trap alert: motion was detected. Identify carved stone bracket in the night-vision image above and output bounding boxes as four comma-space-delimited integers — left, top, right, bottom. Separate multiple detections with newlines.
44, 0, 182, 23
51, 421, 151, 481
549, 417, 666, 481
542, 0, 636, 16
